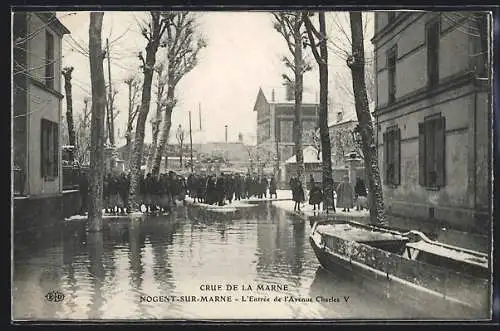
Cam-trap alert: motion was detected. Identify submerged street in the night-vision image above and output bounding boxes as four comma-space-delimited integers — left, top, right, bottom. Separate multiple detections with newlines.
13, 202, 426, 320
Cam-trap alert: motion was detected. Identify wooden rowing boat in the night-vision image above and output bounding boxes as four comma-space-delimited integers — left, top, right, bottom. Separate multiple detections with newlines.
309, 220, 490, 318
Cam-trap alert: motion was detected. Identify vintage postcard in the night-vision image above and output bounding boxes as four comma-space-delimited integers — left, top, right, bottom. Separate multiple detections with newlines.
11, 9, 494, 321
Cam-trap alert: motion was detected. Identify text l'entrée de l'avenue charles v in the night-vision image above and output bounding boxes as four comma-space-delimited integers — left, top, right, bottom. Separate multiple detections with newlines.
140, 284, 351, 304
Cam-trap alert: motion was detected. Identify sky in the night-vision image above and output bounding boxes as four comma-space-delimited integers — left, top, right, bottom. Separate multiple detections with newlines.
57, 11, 374, 147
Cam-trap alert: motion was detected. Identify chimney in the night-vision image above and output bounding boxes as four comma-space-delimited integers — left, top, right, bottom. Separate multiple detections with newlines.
337, 111, 344, 122
271, 89, 275, 102
285, 82, 294, 101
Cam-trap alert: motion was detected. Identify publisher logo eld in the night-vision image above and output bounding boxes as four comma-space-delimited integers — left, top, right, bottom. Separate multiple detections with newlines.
45, 290, 65, 303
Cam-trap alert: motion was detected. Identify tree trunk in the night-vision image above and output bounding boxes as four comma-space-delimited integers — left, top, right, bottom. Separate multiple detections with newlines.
180, 141, 183, 168
62, 68, 76, 162
151, 86, 175, 178
348, 12, 385, 225
317, 12, 335, 212
146, 104, 162, 174
125, 127, 132, 169
293, 30, 306, 194
125, 105, 139, 171
87, 12, 106, 232
128, 26, 162, 212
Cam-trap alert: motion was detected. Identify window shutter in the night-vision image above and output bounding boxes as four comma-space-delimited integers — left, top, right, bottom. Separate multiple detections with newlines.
53, 123, 59, 177
41, 120, 46, 177
394, 128, 401, 185
383, 132, 388, 184
436, 117, 446, 187
418, 122, 426, 186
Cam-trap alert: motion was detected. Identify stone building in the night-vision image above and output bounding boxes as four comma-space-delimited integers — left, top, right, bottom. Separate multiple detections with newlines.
372, 12, 491, 233
253, 83, 319, 177
13, 12, 74, 232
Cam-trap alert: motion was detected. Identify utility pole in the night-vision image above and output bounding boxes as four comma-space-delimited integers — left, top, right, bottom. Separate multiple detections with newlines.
198, 102, 202, 131
106, 38, 115, 146
189, 111, 194, 173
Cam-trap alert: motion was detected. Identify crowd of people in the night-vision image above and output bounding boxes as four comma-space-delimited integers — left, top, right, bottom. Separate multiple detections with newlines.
289, 174, 368, 213
186, 172, 278, 206
78, 170, 280, 215
77, 169, 368, 216
78, 171, 188, 215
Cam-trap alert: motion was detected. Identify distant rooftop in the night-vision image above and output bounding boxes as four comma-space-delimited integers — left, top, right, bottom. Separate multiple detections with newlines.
259, 85, 318, 105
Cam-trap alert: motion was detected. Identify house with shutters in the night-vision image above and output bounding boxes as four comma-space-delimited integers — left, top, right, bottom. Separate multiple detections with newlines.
13, 12, 72, 232
372, 12, 491, 233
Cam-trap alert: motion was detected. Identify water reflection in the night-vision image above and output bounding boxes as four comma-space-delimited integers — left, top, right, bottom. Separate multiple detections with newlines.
13, 203, 423, 320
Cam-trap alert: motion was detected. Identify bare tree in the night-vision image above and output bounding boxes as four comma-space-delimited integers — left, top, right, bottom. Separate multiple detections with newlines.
146, 63, 167, 173
272, 12, 312, 191
334, 60, 375, 106
128, 11, 168, 212
347, 12, 385, 225
303, 11, 335, 212
105, 88, 118, 145
152, 11, 207, 178
124, 76, 141, 168
62, 66, 76, 161
175, 124, 185, 167
88, 11, 106, 232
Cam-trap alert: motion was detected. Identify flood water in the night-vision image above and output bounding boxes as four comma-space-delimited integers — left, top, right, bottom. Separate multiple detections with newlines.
13, 202, 435, 320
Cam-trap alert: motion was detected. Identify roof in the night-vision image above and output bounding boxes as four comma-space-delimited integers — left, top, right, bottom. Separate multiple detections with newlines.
327, 102, 376, 127
37, 13, 71, 36
285, 146, 329, 164
255, 85, 318, 109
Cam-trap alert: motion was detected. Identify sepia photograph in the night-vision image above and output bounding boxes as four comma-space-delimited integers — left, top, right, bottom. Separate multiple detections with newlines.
11, 9, 494, 321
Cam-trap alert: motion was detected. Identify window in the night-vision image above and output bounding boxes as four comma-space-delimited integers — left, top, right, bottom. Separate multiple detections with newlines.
383, 126, 401, 186
419, 115, 446, 188
41, 119, 59, 178
388, 12, 396, 23
426, 20, 440, 87
387, 46, 397, 104
280, 120, 293, 143
45, 31, 54, 89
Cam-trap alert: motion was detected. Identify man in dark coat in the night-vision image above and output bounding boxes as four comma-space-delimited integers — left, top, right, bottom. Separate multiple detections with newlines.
233, 174, 241, 201
118, 172, 129, 214
144, 173, 155, 213
260, 176, 268, 199
215, 173, 225, 206
291, 176, 305, 212
225, 174, 235, 204
354, 177, 368, 211
309, 181, 323, 211
244, 174, 252, 199
205, 175, 216, 205
269, 176, 277, 199
197, 175, 206, 203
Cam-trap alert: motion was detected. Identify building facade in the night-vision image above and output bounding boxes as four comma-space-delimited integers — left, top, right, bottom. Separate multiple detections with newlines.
253, 84, 319, 173
372, 12, 491, 233
13, 12, 71, 231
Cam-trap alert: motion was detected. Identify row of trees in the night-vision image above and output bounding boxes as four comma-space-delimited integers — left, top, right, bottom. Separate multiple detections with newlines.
272, 11, 385, 224
81, 10, 384, 229
85, 11, 206, 230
